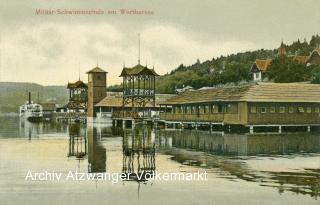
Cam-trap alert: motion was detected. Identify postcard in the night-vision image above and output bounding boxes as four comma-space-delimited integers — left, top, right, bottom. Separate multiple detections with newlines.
0, 1, 319, 205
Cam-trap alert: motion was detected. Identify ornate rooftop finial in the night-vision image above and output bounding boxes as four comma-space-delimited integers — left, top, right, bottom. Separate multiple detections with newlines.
138, 33, 141, 65
78, 62, 80, 81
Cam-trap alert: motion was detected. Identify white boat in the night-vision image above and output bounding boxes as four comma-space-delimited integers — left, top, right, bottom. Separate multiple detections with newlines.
19, 92, 43, 122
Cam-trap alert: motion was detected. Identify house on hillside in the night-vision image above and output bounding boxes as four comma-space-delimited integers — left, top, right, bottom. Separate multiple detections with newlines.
306, 48, 320, 65
250, 42, 319, 81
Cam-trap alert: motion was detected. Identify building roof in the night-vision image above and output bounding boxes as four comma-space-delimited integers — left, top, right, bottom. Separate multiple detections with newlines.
306, 48, 320, 64
40, 103, 56, 111
311, 48, 320, 55
251, 55, 309, 73
67, 80, 88, 89
251, 59, 272, 72
292, 55, 309, 64
95, 93, 175, 108
119, 64, 159, 77
278, 42, 287, 56
160, 83, 320, 105
86, 66, 108, 73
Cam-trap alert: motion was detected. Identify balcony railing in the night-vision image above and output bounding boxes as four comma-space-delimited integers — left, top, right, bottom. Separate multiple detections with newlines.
123, 89, 155, 97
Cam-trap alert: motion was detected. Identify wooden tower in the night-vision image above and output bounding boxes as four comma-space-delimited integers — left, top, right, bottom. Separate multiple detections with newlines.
120, 64, 159, 116
66, 80, 88, 112
86, 66, 108, 117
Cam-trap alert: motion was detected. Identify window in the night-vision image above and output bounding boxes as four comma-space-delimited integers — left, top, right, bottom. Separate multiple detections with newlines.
270, 107, 276, 113
225, 104, 231, 113
250, 106, 257, 113
191, 106, 196, 114
315, 107, 320, 113
97, 75, 101, 80
306, 107, 312, 113
211, 105, 216, 113
279, 107, 286, 113
188, 106, 191, 113
204, 105, 209, 114
298, 107, 304, 113
260, 107, 267, 113
289, 107, 294, 113
218, 104, 223, 113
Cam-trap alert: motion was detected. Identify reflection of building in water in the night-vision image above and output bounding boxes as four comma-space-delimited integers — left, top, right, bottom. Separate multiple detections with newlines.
68, 123, 87, 159
18, 118, 68, 140
159, 130, 320, 198
19, 119, 38, 140
122, 127, 156, 182
92, 123, 123, 139
161, 130, 320, 156
87, 124, 106, 173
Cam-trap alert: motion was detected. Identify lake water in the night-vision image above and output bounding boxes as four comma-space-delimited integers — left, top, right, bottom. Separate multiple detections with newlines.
0, 116, 319, 205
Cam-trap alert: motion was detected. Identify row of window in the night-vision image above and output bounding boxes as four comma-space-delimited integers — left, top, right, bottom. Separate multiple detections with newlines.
250, 106, 320, 114
170, 104, 230, 114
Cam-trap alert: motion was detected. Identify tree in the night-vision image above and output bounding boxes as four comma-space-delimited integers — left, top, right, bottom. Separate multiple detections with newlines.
310, 65, 320, 84
266, 56, 312, 83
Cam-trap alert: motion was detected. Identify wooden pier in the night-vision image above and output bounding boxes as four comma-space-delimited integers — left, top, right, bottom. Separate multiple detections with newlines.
53, 112, 87, 123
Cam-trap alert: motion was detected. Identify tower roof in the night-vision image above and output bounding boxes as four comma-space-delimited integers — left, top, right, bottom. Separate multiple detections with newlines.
67, 80, 88, 89
119, 64, 159, 77
278, 41, 287, 56
86, 66, 108, 74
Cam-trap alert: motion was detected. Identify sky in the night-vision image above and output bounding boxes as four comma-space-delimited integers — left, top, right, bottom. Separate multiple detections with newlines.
0, 0, 319, 86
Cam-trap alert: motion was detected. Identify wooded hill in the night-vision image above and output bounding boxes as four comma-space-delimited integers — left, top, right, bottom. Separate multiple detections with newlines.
0, 82, 68, 113
108, 34, 320, 94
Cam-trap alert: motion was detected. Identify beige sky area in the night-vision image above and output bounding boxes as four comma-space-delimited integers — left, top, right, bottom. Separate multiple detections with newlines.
0, 0, 319, 85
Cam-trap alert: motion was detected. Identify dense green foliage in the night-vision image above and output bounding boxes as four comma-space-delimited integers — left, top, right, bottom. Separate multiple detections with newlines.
266, 56, 312, 83
311, 66, 320, 83
108, 35, 320, 94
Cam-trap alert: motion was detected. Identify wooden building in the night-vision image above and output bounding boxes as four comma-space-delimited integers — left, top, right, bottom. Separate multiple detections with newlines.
66, 80, 88, 112
159, 83, 320, 131
306, 48, 320, 65
39, 102, 56, 120
114, 64, 159, 119
94, 92, 175, 121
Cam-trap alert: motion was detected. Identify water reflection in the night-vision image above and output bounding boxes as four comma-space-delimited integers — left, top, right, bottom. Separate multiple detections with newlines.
158, 130, 320, 199
17, 117, 68, 139
68, 123, 87, 160
0, 116, 319, 200
122, 127, 156, 182
160, 130, 320, 155
87, 124, 107, 173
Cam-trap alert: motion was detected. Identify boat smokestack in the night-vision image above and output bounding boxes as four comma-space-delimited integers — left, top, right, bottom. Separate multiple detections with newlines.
28, 92, 31, 104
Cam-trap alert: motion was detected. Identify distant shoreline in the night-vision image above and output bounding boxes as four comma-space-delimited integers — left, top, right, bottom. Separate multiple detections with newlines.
0, 113, 19, 116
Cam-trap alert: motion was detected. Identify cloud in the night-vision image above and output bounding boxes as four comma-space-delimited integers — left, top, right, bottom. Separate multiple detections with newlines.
142, 25, 258, 73
1, 22, 258, 85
